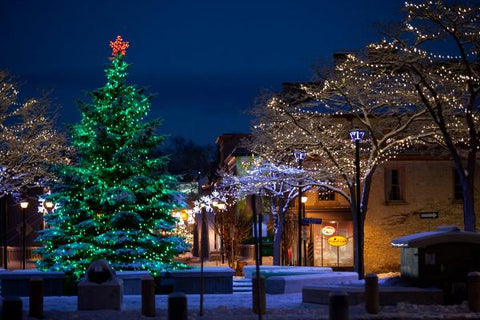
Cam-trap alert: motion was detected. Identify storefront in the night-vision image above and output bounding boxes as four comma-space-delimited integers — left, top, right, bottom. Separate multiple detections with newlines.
307, 208, 353, 268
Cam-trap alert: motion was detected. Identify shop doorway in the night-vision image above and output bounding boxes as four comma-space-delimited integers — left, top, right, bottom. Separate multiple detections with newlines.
312, 221, 353, 267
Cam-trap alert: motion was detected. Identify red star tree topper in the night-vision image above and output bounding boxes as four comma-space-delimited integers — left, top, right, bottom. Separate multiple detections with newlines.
109, 35, 129, 57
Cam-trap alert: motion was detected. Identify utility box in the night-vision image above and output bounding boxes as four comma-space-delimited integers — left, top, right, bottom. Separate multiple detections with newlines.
392, 226, 480, 284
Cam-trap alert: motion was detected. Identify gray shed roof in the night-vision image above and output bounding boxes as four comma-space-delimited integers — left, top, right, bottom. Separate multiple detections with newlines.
391, 226, 480, 248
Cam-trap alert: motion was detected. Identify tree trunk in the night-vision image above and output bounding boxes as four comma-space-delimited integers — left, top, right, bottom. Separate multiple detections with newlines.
461, 169, 476, 231
273, 208, 285, 266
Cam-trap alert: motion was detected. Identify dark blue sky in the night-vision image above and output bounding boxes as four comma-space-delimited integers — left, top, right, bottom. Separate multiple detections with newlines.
1, 1, 405, 145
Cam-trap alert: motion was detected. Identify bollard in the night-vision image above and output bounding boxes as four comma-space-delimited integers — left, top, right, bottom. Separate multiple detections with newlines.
468, 271, 480, 312
29, 277, 44, 318
329, 290, 349, 320
168, 292, 188, 320
365, 273, 379, 314
3, 296, 23, 320
252, 274, 266, 314
141, 275, 156, 317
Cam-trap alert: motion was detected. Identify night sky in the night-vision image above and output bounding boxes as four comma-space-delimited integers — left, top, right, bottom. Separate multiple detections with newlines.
1, 1, 405, 145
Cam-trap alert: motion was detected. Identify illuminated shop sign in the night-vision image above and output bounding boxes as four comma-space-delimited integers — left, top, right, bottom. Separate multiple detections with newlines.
322, 225, 336, 236
327, 236, 348, 247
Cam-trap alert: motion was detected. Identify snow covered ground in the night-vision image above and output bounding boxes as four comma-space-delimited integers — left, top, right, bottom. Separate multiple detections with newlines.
18, 292, 480, 320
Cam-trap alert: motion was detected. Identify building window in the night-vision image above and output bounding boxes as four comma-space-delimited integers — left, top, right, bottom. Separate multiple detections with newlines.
318, 188, 335, 201
454, 170, 463, 201
385, 168, 404, 202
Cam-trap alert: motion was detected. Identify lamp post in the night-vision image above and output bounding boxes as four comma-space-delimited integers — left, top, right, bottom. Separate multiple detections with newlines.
2, 197, 7, 270
43, 200, 54, 229
301, 196, 308, 267
213, 202, 226, 264
20, 200, 29, 270
199, 205, 206, 316
349, 128, 365, 280
294, 150, 307, 266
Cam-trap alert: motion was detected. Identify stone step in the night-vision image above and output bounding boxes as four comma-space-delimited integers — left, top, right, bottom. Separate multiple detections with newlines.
233, 278, 253, 283
233, 277, 252, 294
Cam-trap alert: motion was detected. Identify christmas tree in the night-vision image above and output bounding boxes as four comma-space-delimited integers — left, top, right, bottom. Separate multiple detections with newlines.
36, 36, 188, 278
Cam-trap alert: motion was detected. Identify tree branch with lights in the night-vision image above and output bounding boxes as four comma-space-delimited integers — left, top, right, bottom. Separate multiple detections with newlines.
0, 71, 69, 197
366, 0, 480, 231
249, 43, 434, 276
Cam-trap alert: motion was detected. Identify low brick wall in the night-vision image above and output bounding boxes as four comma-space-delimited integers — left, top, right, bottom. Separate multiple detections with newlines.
158, 267, 234, 294
243, 266, 333, 279
116, 271, 151, 295
0, 270, 64, 297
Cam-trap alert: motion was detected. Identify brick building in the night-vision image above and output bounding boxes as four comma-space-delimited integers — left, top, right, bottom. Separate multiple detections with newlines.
215, 133, 480, 273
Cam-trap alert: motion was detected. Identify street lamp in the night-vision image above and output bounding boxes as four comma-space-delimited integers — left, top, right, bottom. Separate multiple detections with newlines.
20, 200, 29, 270
180, 209, 189, 223
349, 128, 365, 280
294, 150, 307, 266
199, 205, 206, 316
43, 200, 54, 229
213, 202, 226, 264
43, 201, 54, 211
301, 196, 308, 266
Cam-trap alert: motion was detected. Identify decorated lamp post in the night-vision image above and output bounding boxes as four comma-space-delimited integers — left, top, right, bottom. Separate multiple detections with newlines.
20, 200, 29, 269
294, 150, 307, 266
349, 129, 365, 279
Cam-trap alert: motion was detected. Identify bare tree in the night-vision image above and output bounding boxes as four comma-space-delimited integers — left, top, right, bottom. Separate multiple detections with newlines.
217, 159, 319, 265
366, 0, 480, 231
249, 50, 432, 278
0, 71, 69, 197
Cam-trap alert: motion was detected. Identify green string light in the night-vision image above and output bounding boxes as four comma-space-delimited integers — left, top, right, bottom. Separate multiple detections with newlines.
36, 36, 189, 279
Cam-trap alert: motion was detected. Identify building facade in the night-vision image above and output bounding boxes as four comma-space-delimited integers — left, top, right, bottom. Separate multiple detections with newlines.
215, 133, 480, 273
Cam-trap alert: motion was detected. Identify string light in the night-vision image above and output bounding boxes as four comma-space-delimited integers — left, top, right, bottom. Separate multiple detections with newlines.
36, 36, 188, 279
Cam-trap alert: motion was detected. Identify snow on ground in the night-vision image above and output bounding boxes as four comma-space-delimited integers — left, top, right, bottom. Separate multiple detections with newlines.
20, 293, 480, 320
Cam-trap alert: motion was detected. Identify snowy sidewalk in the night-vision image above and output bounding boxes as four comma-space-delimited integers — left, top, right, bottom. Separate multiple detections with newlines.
20, 293, 480, 320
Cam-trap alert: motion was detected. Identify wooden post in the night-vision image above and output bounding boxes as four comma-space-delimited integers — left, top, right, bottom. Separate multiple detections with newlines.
3, 296, 23, 320
29, 277, 44, 318
468, 271, 480, 312
168, 292, 188, 320
365, 273, 379, 314
141, 275, 156, 317
329, 290, 349, 320
252, 275, 266, 315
